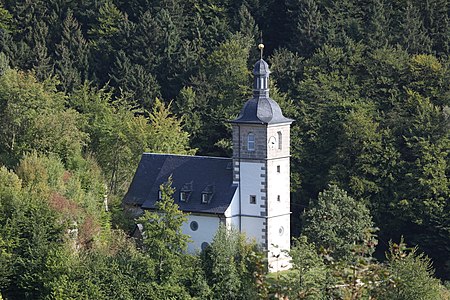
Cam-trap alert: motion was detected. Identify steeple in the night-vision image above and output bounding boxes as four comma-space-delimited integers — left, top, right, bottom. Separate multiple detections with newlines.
229, 44, 293, 272
231, 45, 294, 125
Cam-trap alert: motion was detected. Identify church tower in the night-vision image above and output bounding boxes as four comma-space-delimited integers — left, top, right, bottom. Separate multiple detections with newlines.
230, 50, 293, 271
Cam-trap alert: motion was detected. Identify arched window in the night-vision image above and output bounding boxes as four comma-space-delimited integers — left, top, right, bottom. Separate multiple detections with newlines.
248, 133, 255, 151
277, 131, 282, 150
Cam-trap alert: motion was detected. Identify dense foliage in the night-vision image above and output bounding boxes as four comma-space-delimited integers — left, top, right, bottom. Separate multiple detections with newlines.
0, 0, 449, 298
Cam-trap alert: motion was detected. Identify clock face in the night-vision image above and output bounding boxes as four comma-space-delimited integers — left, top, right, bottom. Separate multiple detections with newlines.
268, 136, 277, 149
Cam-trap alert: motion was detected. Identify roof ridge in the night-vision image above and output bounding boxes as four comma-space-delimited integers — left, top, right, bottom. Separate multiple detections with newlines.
142, 153, 231, 160
264, 97, 274, 123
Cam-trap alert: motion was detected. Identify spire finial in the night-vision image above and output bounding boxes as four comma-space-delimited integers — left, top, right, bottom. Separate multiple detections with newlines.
258, 32, 264, 59
258, 43, 264, 59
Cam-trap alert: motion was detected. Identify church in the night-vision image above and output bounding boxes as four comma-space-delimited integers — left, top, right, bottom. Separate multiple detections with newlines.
123, 52, 293, 272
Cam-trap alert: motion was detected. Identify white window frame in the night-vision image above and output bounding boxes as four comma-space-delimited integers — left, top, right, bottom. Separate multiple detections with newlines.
201, 193, 210, 204
180, 191, 187, 202
248, 133, 255, 151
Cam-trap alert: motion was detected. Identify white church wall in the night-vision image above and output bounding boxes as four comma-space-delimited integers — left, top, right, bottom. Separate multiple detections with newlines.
226, 161, 267, 243
266, 124, 292, 272
182, 214, 221, 253
224, 188, 241, 230
266, 157, 290, 217
225, 187, 240, 218
267, 214, 291, 259
241, 216, 265, 244
239, 161, 265, 216
267, 221, 291, 271
224, 215, 264, 245
225, 216, 240, 230
229, 160, 266, 245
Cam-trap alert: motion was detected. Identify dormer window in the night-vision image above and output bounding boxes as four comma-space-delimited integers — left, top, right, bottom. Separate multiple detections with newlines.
248, 133, 255, 151
180, 191, 188, 202
201, 184, 214, 204
277, 131, 282, 150
180, 182, 193, 202
201, 193, 210, 204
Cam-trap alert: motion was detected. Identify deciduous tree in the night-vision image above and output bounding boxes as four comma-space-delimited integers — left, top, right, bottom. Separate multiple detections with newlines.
302, 185, 374, 261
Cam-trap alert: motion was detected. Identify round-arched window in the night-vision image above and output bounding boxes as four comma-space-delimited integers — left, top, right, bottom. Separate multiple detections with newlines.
277, 131, 283, 150
190, 221, 199, 231
279, 226, 284, 236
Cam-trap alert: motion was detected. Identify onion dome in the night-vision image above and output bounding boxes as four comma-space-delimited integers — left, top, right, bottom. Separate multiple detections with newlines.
231, 58, 294, 125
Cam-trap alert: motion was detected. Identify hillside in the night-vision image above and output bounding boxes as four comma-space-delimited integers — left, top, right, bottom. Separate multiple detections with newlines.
0, 0, 449, 298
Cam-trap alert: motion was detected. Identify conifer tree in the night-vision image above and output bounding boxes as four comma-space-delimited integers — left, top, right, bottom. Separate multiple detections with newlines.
88, 1, 125, 40
366, 0, 391, 48
418, 0, 450, 55
31, 20, 53, 82
377, 240, 443, 300
236, 5, 259, 42
137, 179, 189, 284
0, 4, 12, 33
109, 50, 161, 110
147, 98, 194, 155
286, 0, 324, 57
398, 1, 432, 54
324, 0, 364, 46
54, 10, 89, 92
202, 226, 241, 300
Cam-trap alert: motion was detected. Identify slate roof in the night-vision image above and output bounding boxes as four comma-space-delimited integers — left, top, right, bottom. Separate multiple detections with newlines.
231, 59, 294, 125
253, 59, 271, 76
123, 153, 237, 214
232, 97, 294, 124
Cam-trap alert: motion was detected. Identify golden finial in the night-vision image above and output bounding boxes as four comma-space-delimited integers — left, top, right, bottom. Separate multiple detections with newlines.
258, 43, 264, 59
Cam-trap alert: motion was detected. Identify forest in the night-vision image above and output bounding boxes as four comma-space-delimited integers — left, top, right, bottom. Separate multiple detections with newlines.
0, 0, 449, 299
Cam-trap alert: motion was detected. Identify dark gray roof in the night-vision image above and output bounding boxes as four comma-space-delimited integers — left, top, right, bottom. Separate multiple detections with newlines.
253, 59, 270, 76
231, 59, 294, 125
123, 153, 237, 214
231, 96, 294, 124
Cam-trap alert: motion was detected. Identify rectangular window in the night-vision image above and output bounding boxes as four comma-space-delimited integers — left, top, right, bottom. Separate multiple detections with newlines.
277, 165, 280, 173
201, 193, 210, 204
277, 195, 281, 202
250, 195, 256, 204
277, 131, 283, 150
180, 192, 187, 202
248, 133, 255, 151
